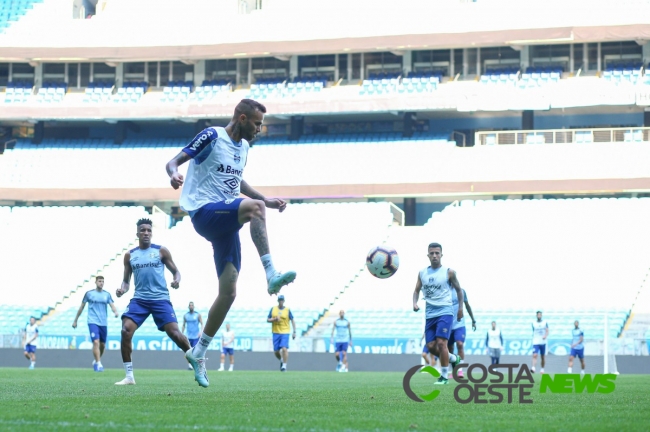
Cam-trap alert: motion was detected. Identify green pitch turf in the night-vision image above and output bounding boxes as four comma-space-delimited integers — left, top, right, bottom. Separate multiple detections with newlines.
0, 368, 648, 431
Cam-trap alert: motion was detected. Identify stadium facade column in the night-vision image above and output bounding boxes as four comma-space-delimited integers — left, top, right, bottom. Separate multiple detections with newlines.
644, 110, 650, 127
289, 56, 298, 80
115, 63, 123, 88
520, 46, 530, 71
347, 53, 353, 82
522, 110, 534, 130
33, 62, 43, 88
289, 116, 304, 141
403, 51, 412, 76
404, 198, 416, 226
194, 61, 206, 87
334, 54, 339, 81
642, 42, 650, 68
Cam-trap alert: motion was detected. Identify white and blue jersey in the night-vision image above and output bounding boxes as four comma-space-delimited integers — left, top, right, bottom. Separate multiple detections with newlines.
419, 266, 453, 319
532, 320, 548, 345
572, 327, 584, 350
130, 245, 169, 301
334, 318, 350, 343
82, 289, 114, 326
451, 288, 468, 330
184, 311, 201, 339
179, 127, 250, 212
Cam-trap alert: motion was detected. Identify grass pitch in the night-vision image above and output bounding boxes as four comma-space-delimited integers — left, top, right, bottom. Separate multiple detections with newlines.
0, 368, 648, 431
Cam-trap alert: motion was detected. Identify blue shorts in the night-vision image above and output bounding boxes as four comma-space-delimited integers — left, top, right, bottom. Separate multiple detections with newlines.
425, 315, 453, 343
335, 342, 349, 353
190, 199, 244, 277
533, 344, 547, 356
570, 348, 584, 359
188, 338, 199, 348
122, 298, 177, 331
24, 344, 36, 353
88, 324, 108, 343
448, 326, 466, 348
273, 333, 290, 351
222, 347, 234, 355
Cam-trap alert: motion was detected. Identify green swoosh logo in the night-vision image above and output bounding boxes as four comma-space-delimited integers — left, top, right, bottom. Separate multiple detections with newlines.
419, 366, 441, 401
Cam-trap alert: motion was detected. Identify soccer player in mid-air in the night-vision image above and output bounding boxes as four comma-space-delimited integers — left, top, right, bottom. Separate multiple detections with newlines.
182, 301, 203, 370
114, 218, 198, 385
330, 310, 352, 372
531, 310, 549, 374
72, 275, 119, 372
486, 321, 504, 365
166, 99, 296, 386
413, 242, 463, 384
448, 286, 476, 378
23, 316, 38, 369
568, 320, 585, 374
218, 323, 235, 372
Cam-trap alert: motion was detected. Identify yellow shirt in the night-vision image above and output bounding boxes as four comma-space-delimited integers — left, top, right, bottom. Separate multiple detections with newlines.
269, 306, 293, 334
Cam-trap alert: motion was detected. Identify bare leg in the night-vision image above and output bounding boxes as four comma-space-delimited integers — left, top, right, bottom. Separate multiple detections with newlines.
163, 322, 191, 352
342, 351, 348, 369
220, 353, 226, 367
568, 355, 575, 369
532, 353, 538, 370
541, 354, 546, 369
580, 358, 586, 371
456, 341, 465, 360
202, 263, 238, 337
238, 199, 270, 257
229, 354, 234, 366
274, 350, 281, 360
31, 353, 36, 362
281, 347, 289, 363
428, 339, 450, 367
421, 352, 429, 364
120, 318, 138, 363
92, 340, 101, 362
24, 351, 30, 360
99, 342, 105, 358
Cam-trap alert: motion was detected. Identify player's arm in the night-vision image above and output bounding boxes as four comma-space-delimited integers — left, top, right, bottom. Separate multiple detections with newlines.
240, 180, 286, 213
348, 322, 353, 346
229, 331, 235, 346
182, 315, 186, 334
421, 332, 426, 344
160, 247, 181, 289
71, 299, 87, 329
109, 302, 119, 318
448, 269, 464, 321
500, 330, 504, 350
198, 314, 203, 332
544, 324, 549, 340
266, 308, 277, 323
116, 252, 132, 298
330, 322, 335, 341
485, 332, 489, 354
464, 297, 477, 331
412, 275, 422, 312
291, 318, 297, 340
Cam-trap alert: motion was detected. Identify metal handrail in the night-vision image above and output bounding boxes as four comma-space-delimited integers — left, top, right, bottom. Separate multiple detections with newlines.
475, 126, 650, 146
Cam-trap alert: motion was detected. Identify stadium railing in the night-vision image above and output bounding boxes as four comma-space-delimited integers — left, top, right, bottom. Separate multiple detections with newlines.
476, 126, 650, 146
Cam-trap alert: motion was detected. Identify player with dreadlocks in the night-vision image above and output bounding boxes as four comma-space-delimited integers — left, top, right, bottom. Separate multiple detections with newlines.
114, 218, 197, 385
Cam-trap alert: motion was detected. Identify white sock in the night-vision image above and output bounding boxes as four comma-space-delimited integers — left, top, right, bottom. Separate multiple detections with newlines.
568, 367, 572, 373
192, 333, 213, 357
581, 369, 585, 374
261, 254, 277, 280
441, 366, 449, 379
93, 360, 97, 365
124, 362, 134, 379
31, 361, 35, 366
97, 362, 103, 368
281, 362, 287, 368
540, 368, 545, 373
229, 364, 233, 371
449, 353, 457, 363
218, 363, 224, 370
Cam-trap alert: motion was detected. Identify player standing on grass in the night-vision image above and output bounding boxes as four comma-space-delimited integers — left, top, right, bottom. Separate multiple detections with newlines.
23, 316, 38, 369
413, 242, 463, 384
114, 218, 199, 386
218, 323, 235, 372
448, 287, 476, 378
330, 310, 352, 372
182, 302, 203, 370
568, 320, 585, 374
72, 275, 119, 372
166, 99, 296, 387
531, 310, 549, 374
486, 321, 504, 365
267, 295, 296, 372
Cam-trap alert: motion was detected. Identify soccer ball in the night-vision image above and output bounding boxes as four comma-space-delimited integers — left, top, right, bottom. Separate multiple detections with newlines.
366, 246, 399, 279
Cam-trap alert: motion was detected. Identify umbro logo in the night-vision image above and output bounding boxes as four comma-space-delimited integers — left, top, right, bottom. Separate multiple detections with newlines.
224, 177, 240, 190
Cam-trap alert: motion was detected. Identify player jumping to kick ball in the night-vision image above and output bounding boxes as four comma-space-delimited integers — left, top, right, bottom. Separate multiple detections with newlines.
166, 99, 296, 387
413, 242, 463, 384
114, 218, 197, 385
